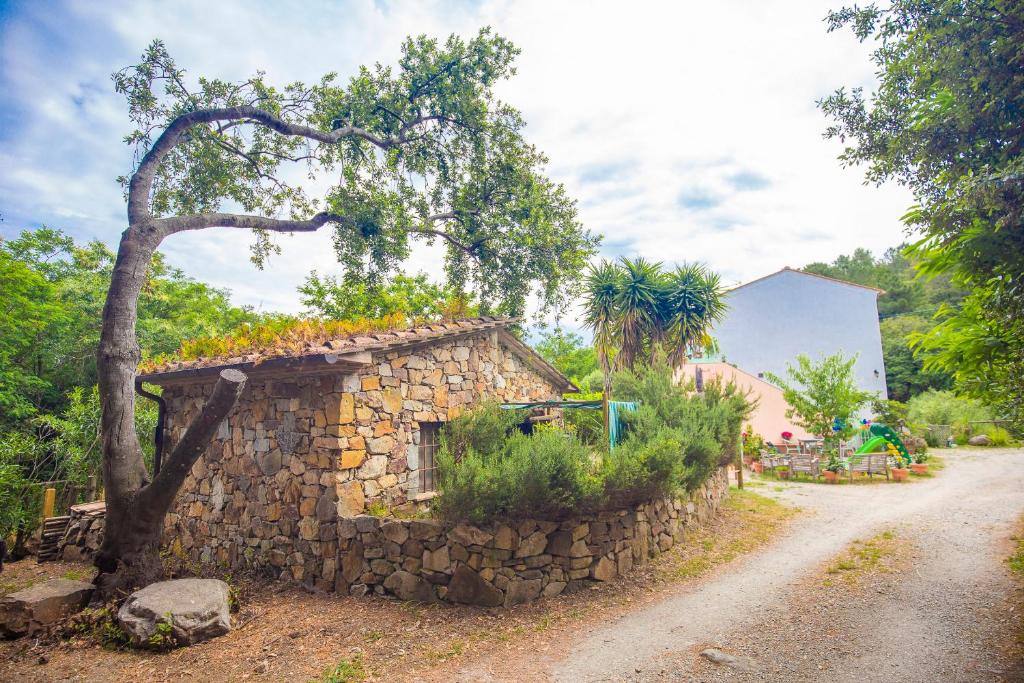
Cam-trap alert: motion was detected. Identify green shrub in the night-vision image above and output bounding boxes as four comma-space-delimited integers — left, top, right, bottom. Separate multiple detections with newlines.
435, 426, 602, 524
434, 356, 748, 525
987, 426, 1012, 447
907, 390, 991, 428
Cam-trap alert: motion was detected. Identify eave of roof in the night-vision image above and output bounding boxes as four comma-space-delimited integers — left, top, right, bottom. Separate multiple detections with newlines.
727, 266, 885, 295
137, 316, 578, 393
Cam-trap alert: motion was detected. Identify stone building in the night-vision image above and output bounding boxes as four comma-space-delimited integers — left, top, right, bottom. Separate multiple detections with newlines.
138, 317, 576, 582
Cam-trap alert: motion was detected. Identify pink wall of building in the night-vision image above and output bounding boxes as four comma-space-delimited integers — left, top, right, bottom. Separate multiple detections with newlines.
677, 362, 812, 443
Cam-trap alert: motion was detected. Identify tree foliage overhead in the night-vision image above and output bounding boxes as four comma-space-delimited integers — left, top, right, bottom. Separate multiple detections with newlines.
0, 228, 258, 427
820, 1, 1024, 427
299, 271, 476, 321
117, 31, 597, 317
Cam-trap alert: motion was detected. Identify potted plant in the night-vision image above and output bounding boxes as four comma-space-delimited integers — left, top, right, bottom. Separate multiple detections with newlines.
776, 465, 790, 480
911, 451, 929, 475
823, 453, 843, 483
890, 448, 910, 481
752, 452, 764, 474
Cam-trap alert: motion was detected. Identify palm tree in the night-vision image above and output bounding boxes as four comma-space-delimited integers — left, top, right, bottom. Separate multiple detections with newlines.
583, 259, 728, 385
582, 260, 621, 396
613, 257, 662, 370
661, 264, 727, 367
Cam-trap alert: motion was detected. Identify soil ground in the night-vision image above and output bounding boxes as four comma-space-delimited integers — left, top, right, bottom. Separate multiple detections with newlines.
2, 447, 1022, 682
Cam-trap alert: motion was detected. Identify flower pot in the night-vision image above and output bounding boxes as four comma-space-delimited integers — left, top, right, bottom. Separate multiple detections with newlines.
777, 469, 790, 480
911, 463, 928, 475
823, 470, 839, 483
743, 456, 754, 467
752, 462, 764, 474
891, 467, 909, 482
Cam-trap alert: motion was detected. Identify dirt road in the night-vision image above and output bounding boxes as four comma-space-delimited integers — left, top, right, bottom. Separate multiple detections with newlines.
481, 448, 1024, 681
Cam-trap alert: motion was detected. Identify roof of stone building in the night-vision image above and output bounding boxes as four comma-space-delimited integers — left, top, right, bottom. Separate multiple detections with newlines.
137, 316, 577, 392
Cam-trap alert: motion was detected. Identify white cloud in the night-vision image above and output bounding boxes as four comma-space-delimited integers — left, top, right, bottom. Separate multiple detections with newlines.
0, 0, 911, 321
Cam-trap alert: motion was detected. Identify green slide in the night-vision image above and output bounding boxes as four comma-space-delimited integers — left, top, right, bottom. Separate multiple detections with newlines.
852, 424, 910, 461
854, 435, 889, 455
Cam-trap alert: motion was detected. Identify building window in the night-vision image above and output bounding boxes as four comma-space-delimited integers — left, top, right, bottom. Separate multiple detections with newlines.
418, 422, 442, 494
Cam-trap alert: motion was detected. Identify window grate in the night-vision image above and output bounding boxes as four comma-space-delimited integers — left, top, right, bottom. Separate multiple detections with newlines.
418, 422, 441, 494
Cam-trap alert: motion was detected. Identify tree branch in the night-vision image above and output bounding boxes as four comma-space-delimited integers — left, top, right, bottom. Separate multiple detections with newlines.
138, 368, 247, 513
127, 105, 446, 225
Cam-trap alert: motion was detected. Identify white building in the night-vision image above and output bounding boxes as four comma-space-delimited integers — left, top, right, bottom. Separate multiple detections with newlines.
710, 268, 888, 404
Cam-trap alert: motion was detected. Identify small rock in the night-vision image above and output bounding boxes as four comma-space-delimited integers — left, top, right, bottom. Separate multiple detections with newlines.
968, 434, 991, 446
700, 647, 757, 672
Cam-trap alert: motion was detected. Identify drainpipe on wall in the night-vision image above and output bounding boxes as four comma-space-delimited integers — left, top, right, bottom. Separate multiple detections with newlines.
134, 378, 166, 476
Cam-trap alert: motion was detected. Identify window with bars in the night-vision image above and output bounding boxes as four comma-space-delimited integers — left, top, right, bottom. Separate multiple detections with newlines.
417, 422, 442, 494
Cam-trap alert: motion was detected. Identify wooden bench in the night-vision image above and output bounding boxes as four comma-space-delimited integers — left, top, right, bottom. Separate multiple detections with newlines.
789, 454, 821, 479
847, 453, 889, 480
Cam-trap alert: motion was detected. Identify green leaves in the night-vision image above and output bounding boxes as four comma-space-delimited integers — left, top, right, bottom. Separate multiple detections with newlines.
582, 258, 727, 385
765, 353, 875, 440
115, 30, 596, 318
821, 1, 1024, 428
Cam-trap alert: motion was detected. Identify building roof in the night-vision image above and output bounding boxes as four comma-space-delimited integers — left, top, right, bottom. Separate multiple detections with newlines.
138, 316, 577, 392
728, 267, 884, 295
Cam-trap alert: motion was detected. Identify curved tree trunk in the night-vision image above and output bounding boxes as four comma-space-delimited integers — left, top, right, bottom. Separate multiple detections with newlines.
93, 224, 247, 599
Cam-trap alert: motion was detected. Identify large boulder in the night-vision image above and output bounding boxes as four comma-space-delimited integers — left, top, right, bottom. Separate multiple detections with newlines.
0, 578, 94, 638
117, 578, 230, 646
968, 434, 991, 446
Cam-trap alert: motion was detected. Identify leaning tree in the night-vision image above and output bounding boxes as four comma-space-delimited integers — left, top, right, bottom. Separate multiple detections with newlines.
94, 31, 596, 597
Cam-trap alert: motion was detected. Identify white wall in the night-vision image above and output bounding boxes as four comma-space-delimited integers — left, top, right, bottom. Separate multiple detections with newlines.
711, 269, 888, 405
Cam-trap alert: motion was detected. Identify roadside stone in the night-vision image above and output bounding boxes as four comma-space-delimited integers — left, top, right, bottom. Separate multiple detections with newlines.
445, 565, 503, 607
383, 571, 435, 602
448, 524, 492, 547
117, 578, 230, 647
503, 578, 542, 607
700, 647, 757, 672
0, 579, 94, 638
591, 555, 617, 581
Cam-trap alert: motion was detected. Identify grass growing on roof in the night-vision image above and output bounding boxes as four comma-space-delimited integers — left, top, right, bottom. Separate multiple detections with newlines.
140, 312, 413, 371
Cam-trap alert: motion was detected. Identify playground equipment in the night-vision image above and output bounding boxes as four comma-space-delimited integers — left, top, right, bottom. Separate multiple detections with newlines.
853, 423, 910, 463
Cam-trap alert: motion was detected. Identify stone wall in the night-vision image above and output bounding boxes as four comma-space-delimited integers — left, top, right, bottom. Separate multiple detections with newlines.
159, 331, 561, 580
334, 468, 729, 605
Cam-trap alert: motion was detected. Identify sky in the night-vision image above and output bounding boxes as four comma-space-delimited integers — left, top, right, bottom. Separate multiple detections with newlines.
0, 0, 913, 327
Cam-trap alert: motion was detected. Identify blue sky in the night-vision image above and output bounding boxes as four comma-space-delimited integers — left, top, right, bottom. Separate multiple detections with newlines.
0, 0, 913, 324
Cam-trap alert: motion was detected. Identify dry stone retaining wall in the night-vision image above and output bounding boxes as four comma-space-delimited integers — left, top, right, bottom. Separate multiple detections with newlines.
336, 468, 729, 606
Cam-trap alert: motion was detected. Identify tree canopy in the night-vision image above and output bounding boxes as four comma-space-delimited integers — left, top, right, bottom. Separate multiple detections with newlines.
299, 271, 475, 321
766, 352, 875, 440
820, 1, 1024, 427
117, 31, 597, 318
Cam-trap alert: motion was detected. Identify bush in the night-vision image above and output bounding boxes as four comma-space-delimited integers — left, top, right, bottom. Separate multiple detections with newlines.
435, 356, 749, 524
907, 390, 991, 428
987, 426, 1012, 447
435, 424, 601, 524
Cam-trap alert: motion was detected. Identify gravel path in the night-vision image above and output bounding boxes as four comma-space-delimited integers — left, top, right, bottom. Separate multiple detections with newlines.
548, 447, 1024, 682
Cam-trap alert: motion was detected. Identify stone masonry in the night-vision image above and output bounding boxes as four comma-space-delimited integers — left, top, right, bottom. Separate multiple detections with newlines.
336, 468, 729, 604
155, 325, 567, 583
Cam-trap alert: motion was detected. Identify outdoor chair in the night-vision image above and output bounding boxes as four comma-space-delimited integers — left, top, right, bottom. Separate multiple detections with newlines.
847, 453, 890, 481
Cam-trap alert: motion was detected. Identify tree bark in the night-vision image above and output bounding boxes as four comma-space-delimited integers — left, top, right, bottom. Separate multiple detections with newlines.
93, 222, 249, 599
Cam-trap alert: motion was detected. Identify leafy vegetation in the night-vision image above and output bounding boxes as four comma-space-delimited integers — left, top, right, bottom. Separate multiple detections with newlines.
821, 2, 1024, 430
583, 258, 726, 392
142, 312, 409, 370
435, 356, 749, 524
766, 352, 874, 440
299, 272, 476, 321
905, 390, 991, 430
